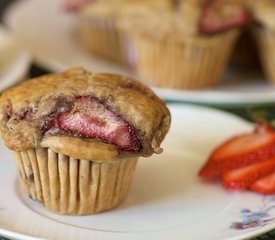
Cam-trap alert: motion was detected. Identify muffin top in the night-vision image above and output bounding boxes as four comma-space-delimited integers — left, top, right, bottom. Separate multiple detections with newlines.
118, 0, 183, 37
78, 0, 173, 20
79, 0, 123, 19
0, 68, 171, 162
118, 0, 250, 39
247, 0, 275, 32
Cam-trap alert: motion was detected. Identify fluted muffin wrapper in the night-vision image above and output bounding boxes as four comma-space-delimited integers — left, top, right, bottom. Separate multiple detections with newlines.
253, 26, 275, 84
78, 17, 128, 65
13, 148, 138, 215
130, 30, 239, 90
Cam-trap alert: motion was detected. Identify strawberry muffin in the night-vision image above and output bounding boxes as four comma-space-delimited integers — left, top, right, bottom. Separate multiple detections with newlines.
77, 0, 129, 65
119, 0, 251, 90
117, 0, 175, 68
0, 68, 171, 215
77, 0, 172, 65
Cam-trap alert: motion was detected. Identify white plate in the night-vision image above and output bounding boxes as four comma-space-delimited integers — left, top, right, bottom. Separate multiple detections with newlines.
4, 0, 275, 105
0, 25, 31, 92
1, 104, 275, 240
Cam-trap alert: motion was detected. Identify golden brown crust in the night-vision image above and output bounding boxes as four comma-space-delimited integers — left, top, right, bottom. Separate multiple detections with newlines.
0, 68, 171, 161
41, 136, 120, 162
79, 0, 174, 19
79, 1, 120, 19
118, 0, 248, 38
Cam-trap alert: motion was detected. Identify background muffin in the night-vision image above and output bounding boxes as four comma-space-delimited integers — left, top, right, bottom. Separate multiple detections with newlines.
119, 0, 251, 90
117, 0, 175, 68
0, 68, 171, 215
77, 0, 129, 65
77, 0, 171, 66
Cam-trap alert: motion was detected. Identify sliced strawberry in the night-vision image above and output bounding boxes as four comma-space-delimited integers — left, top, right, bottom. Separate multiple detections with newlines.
250, 172, 275, 195
200, 0, 251, 34
222, 157, 275, 190
199, 123, 275, 179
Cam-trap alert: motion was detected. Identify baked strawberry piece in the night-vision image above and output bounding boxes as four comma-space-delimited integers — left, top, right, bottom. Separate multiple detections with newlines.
200, 0, 251, 34
43, 96, 141, 151
63, 0, 91, 11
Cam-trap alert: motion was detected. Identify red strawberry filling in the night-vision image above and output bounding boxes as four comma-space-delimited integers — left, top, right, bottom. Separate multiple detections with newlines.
63, 0, 91, 11
200, 0, 251, 34
43, 96, 141, 151
4, 102, 13, 119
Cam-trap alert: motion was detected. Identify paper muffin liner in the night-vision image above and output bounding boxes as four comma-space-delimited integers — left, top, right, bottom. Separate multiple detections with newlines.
78, 17, 127, 65
13, 148, 138, 215
253, 26, 275, 84
130, 30, 240, 90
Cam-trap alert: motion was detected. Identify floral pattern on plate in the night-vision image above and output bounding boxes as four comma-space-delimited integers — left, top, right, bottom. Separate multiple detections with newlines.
231, 196, 275, 230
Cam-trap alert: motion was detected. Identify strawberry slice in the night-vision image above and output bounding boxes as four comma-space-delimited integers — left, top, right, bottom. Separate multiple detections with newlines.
222, 157, 275, 190
250, 172, 275, 195
199, 123, 275, 179
200, 0, 251, 34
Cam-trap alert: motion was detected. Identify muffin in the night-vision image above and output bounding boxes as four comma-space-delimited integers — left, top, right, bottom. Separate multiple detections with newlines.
77, 0, 128, 65
119, 0, 251, 90
248, 0, 275, 84
0, 68, 171, 215
118, 0, 175, 69
77, 0, 171, 66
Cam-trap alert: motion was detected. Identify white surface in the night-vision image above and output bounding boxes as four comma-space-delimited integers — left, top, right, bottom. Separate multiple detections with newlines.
1, 104, 275, 240
0, 25, 31, 92
4, 0, 275, 105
